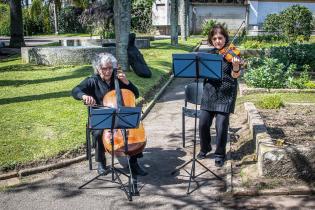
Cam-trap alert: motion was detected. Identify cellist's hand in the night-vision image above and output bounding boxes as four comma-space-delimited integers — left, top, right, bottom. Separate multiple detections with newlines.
117, 66, 130, 85
82, 95, 96, 106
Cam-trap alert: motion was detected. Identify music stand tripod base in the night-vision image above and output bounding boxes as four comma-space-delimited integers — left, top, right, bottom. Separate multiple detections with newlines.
79, 106, 142, 201
171, 53, 224, 194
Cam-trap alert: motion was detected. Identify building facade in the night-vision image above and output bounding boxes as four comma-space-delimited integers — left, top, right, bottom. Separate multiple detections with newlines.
152, 0, 315, 35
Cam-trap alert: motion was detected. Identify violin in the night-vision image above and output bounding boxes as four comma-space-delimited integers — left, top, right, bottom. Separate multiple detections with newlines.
219, 43, 241, 63
102, 68, 146, 157
218, 21, 245, 64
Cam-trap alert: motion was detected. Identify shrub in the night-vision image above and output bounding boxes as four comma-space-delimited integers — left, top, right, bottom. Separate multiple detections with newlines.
245, 58, 312, 89
0, 3, 10, 36
280, 5, 313, 42
23, 1, 52, 35
201, 19, 227, 36
79, 2, 113, 37
288, 65, 312, 89
242, 40, 262, 49
264, 43, 315, 71
304, 81, 315, 89
263, 13, 281, 33
58, 6, 85, 33
244, 58, 296, 88
131, 0, 154, 33
257, 94, 284, 109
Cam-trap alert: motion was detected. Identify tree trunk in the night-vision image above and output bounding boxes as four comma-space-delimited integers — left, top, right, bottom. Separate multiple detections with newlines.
185, 0, 190, 37
114, 0, 131, 71
170, 0, 178, 46
179, 0, 187, 41
9, 0, 25, 48
53, 1, 59, 35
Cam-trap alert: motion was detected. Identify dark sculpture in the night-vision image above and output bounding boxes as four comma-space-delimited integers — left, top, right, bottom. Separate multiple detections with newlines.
127, 33, 152, 78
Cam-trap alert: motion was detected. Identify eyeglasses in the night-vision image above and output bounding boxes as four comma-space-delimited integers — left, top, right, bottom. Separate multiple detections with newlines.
99, 66, 113, 72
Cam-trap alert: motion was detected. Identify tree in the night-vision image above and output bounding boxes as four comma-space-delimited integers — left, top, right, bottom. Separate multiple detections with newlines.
179, 0, 187, 41
9, 0, 25, 47
280, 5, 313, 42
170, 0, 178, 46
114, 0, 131, 71
79, 1, 114, 38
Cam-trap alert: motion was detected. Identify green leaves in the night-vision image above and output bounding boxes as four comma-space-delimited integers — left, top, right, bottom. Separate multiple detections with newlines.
201, 19, 227, 37
263, 5, 313, 42
245, 57, 312, 89
257, 94, 284, 109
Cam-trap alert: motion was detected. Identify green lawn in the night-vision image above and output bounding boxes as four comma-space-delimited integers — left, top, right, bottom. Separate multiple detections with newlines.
0, 38, 201, 171
237, 92, 315, 106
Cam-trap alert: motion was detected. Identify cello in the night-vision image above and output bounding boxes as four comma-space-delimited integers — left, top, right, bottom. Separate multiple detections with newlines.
102, 68, 146, 157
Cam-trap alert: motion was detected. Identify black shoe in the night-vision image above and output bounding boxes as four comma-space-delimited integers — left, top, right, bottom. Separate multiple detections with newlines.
197, 151, 207, 160
97, 162, 107, 175
130, 162, 148, 176
215, 157, 225, 167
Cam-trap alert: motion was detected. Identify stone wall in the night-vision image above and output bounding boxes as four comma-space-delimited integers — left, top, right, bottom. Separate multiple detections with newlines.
60, 38, 150, 49
21, 46, 115, 65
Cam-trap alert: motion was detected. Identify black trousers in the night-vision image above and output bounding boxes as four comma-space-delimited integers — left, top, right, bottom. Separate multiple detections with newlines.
91, 130, 143, 163
198, 110, 230, 158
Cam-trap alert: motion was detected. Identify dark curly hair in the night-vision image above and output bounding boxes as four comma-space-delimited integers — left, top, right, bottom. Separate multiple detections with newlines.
207, 24, 229, 47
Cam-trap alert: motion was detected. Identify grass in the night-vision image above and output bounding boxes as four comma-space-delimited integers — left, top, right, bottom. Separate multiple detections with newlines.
0, 38, 201, 171
30, 33, 93, 37
237, 92, 315, 107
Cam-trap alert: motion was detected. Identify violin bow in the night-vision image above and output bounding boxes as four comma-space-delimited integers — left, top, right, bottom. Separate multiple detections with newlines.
222, 20, 245, 57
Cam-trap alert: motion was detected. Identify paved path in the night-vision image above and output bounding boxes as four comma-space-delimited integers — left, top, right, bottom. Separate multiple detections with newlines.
1, 43, 314, 209
0, 78, 227, 209
1, 77, 314, 209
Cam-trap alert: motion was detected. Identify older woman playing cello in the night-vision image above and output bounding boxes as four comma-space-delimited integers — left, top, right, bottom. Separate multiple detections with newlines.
72, 53, 148, 176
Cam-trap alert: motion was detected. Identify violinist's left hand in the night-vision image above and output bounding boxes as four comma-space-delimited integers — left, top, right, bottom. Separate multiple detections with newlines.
117, 67, 130, 85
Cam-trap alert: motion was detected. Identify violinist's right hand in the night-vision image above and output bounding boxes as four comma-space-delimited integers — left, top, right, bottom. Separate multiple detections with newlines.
82, 95, 96, 106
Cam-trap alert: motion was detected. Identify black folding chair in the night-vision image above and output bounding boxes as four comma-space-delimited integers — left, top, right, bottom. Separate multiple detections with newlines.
182, 82, 203, 148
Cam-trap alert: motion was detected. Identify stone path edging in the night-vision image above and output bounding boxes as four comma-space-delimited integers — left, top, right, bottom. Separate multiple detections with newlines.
242, 102, 315, 195
244, 102, 273, 176
233, 187, 315, 196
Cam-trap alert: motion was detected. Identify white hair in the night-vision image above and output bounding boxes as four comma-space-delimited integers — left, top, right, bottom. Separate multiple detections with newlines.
92, 53, 117, 74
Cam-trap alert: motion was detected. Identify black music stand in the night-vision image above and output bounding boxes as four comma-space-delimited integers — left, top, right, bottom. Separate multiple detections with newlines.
79, 105, 142, 201
171, 52, 223, 194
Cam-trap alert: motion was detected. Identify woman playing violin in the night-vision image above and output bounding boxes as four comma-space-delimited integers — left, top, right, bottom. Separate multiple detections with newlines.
72, 53, 148, 176
197, 24, 242, 167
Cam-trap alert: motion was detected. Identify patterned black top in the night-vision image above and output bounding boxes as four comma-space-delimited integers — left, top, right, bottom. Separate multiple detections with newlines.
200, 49, 238, 113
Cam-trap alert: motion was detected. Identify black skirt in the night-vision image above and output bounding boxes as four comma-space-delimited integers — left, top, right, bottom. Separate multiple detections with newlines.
200, 54, 238, 114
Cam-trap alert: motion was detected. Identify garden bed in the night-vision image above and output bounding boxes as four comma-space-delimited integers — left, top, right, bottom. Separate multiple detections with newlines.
230, 104, 315, 194
259, 104, 315, 145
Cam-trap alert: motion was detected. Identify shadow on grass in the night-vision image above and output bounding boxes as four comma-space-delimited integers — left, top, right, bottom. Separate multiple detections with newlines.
0, 66, 92, 87
0, 90, 71, 105
151, 42, 197, 51
0, 63, 74, 73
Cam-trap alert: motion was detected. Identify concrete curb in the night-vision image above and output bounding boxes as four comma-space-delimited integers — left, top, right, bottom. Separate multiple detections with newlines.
0, 41, 202, 182
18, 155, 86, 177
0, 172, 18, 181
233, 188, 315, 196
225, 135, 233, 193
